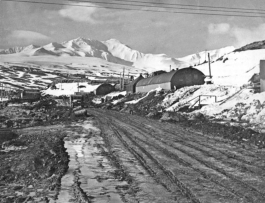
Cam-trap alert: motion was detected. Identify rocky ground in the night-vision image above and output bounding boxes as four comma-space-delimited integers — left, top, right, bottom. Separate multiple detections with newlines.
0, 98, 82, 203
0, 125, 68, 203
1, 91, 265, 202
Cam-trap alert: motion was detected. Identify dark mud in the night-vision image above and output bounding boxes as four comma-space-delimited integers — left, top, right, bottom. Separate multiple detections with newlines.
0, 126, 69, 203
88, 108, 265, 203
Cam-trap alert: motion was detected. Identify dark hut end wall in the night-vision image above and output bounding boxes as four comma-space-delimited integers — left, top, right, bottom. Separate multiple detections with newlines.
171, 68, 205, 89
95, 84, 115, 95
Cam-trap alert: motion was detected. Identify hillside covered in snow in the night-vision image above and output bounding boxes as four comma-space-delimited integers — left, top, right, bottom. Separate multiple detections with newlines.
0, 37, 234, 73
1, 37, 265, 90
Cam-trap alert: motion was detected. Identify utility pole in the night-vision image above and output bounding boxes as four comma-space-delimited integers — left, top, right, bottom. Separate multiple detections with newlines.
0, 83, 2, 101
170, 65, 171, 72
122, 67, 125, 91
120, 72, 122, 90
208, 53, 212, 78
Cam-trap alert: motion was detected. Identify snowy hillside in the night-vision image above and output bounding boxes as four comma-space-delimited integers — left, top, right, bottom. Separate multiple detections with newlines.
177, 46, 235, 67
1, 37, 265, 89
195, 49, 265, 86
0, 37, 233, 73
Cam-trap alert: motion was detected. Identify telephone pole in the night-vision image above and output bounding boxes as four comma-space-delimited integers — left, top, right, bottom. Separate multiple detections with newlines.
122, 67, 125, 90
208, 53, 212, 78
0, 83, 2, 101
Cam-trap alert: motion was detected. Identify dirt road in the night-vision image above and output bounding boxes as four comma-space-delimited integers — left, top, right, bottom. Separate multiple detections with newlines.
88, 108, 265, 203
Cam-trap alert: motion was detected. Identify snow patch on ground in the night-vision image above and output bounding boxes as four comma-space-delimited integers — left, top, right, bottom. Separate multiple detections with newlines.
126, 88, 162, 104
42, 83, 100, 96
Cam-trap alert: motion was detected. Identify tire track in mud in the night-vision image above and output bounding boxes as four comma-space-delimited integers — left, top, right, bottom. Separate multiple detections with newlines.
96, 115, 240, 203
125, 114, 265, 167
89, 109, 265, 203
96, 117, 183, 203
110, 125, 200, 203
112, 117, 265, 203
109, 119, 255, 203
124, 115, 265, 175
120, 113, 265, 173
97, 116, 194, 203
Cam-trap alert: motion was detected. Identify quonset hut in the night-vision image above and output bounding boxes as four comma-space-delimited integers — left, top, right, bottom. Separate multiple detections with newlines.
94, 84, 115, 95
126, 74, 144, 93
136, 67, 205, 93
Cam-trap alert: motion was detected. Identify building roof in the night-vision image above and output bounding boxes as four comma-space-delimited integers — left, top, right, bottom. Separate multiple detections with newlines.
136, 70, 177, 87
127, 75, 144, 87
136, 68, 204, 87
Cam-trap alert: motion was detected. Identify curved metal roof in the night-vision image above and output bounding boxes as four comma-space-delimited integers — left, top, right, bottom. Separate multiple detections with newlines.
136, 68, 205, 87
136, 70, 177, 87
127, 75, 144, 87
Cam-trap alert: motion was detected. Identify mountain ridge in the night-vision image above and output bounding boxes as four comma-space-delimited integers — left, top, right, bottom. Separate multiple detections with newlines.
0, 37, 235, 72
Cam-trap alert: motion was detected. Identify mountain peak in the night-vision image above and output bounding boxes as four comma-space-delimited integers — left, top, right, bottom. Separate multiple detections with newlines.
44, 42, 65, 49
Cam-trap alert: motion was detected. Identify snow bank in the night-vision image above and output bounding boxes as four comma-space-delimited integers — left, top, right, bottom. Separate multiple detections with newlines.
198, 90, 265, 124
164, 85, 239, 111
126, 88, 162, 104
42, 82, 100, 96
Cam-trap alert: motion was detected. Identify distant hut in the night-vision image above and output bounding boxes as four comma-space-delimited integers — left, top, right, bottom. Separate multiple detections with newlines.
126, 74, 144, 93
94, 84, 115, 95
20, 89, 41, 100
136, 67, 205, 93
248, 73, 260, 84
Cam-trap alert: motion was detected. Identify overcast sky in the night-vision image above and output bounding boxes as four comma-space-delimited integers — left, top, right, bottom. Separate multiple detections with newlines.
0, 0, 265, 57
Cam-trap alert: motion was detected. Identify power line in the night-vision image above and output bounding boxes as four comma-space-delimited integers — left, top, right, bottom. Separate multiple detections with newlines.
108, 0, 265, 13
1, 0, 265, 18
68, 0, 265, 15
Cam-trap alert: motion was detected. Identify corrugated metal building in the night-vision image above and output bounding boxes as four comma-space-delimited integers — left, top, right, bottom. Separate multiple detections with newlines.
260, 60, 265, 92
126, 75, 144, 93
94, 84, 115, 95
136, 67, 205, 93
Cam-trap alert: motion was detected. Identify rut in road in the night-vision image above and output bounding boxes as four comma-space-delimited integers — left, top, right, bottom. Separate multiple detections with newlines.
98, 116, 198, 203
123, 113, 265, 170
117, 112, 265, 177
89, 109, 265, 203
97, 115, 240, 203
119, 114, 265, 180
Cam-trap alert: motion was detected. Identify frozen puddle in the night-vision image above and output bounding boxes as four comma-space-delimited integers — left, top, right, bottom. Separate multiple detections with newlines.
55, 120, 126, 203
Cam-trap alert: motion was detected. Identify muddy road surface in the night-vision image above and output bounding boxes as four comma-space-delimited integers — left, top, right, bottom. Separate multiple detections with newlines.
86, 108, 265, 203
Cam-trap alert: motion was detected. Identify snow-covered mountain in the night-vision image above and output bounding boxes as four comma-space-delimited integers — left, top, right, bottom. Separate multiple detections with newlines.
1, 37, 265, 89
0, 47, 24, 54
0, 37, 234, 73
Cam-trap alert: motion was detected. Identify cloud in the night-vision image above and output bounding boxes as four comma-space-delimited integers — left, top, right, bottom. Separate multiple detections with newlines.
8, 30, 50, 45
59, 2, 98, 23
207, 23, 265, 48
208, 23, 230, 34
231, 24, 265, 47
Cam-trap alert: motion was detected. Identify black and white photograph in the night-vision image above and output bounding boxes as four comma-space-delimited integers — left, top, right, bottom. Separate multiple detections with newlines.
0, 0, 265, 202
